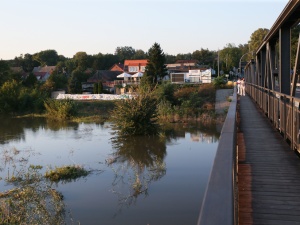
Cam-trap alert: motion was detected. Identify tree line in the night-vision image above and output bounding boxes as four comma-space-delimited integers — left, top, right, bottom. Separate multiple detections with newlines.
4, 26, 299, 77
0, 26, 299, 115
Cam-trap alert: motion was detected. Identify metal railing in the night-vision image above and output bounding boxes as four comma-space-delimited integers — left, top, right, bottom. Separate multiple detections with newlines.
247, 83, 300, 151
114, 80, 141, 86
197, 88, 238, 225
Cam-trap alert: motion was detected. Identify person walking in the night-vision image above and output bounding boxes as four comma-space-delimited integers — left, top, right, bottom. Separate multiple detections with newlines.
237, 78, 241, 95
240, 78, 245, 96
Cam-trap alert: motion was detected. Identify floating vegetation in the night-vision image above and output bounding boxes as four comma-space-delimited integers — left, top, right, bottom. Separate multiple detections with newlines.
0, 165, 68, 224
45, 165, 90, 182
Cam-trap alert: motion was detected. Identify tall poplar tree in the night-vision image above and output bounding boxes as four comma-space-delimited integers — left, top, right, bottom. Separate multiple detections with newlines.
145, 43, 167, 84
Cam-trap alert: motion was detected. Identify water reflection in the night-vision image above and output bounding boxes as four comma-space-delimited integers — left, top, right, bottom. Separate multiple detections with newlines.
107, 122, 220, 215
162, 122, 220, 144
0, 118, 221, 224
109, 135, 167, 212
0, 116, 80, 144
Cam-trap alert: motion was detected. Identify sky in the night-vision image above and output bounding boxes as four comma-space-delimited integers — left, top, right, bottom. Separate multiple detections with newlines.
0, 0, 289, 60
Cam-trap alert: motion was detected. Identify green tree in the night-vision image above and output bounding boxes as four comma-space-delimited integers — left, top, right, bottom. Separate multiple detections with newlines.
93, 82, 98, 94
238, 43, 251, 61
192, 48, 215, 66
104, 54, 119, 69
68, 69, 86, 93
165, 54, 176, 64
115, 46, 136, 62
65, 59, 76, 75
54, 61, 67, 75
219, 43, 242, 74
98, 81, 103, 94
73, 52, 89, 71
47, 73, 68, 90
248, 28, 269, 53
21, 54, 40, 72
145, 43, 168, 84
92, 53, 105, 70
33, 50, 59, 66
23, 73, 38, 87
0, 80, 22, 112
132, 49, 147, 59
0, 60, 10, 85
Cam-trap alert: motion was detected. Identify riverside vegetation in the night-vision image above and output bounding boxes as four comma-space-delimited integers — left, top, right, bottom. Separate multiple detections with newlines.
0, 75, 233, 129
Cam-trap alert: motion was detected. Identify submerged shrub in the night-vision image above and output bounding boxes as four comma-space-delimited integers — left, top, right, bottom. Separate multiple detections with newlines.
110, 90, 160, 136
44, 99, 78, 120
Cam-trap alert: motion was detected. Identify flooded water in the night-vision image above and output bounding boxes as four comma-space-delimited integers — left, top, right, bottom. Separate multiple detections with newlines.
0, 116, 220, 225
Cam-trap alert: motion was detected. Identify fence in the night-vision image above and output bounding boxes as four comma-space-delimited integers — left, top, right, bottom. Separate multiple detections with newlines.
56, 94, 133, 101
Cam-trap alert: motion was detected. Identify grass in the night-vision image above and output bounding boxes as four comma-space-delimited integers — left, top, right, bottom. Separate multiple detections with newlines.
45, 165, 90, 182
72, 100, 116, 123
76, 100, 116, 117
0, 165, 68, 224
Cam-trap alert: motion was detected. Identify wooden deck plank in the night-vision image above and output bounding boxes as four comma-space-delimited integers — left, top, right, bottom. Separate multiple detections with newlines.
237, 95, 300, 225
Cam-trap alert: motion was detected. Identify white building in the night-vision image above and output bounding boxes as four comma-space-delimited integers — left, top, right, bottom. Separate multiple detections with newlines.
170, 69, 215, 84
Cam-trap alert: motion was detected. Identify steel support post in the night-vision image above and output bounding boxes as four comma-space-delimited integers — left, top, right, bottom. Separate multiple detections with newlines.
279, 26, 291, 95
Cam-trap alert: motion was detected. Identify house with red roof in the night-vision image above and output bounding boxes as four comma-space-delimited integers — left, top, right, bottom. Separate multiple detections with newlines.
123, 59, 148, 74
110, 63, 124, 72
34, 72, 51, 82
32, 66, 56, 82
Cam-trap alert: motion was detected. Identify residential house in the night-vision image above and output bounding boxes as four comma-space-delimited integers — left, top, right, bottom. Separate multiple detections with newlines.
123, 59, 147, 74
36, 72, 51, 81
84, 68, 94, 76
32, 66, 56, 82
110, 63, 124, 72
33, 66, 56, 74
83, 70, 122, 93
166, 60, 201, 73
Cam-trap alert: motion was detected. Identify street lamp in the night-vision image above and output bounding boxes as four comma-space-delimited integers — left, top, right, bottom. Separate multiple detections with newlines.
239, 51, 254, 77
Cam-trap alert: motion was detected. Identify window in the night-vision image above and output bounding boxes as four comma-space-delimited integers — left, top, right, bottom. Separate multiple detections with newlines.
140, 66, 146, 72
129, 66, 138, 72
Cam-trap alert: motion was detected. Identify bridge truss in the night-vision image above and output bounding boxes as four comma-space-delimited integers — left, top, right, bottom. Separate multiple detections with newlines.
244, 0, 300, 152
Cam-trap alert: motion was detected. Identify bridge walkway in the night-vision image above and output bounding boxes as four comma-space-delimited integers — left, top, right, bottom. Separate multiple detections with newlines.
237, 94, 300, 225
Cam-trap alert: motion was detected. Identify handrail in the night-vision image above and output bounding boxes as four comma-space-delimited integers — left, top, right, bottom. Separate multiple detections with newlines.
246, 83, 300, 151
197, 88, 238, 225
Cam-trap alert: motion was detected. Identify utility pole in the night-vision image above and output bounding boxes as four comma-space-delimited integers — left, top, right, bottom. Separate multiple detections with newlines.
217, 50, 220, 77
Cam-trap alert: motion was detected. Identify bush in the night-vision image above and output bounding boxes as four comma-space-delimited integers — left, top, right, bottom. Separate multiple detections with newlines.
156, 84, 216, 121
212, 76, 227, 88
0, 80, 21, 113
44, 99, 78, 120
0, 80, 48, 114
155, 82, 176, 104
110, 91, 160, 136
